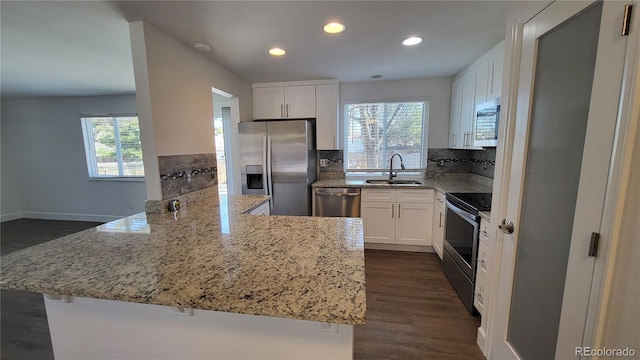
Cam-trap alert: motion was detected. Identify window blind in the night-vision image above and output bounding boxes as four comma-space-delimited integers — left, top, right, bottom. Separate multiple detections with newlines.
345, 102, 428, 171
81, 116, 144, 178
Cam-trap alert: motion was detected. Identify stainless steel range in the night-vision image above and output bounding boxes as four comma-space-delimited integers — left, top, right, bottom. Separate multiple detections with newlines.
442, 192, 491, 314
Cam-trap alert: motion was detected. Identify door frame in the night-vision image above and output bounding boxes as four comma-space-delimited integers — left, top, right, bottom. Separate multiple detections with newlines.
486, 0, 640, 358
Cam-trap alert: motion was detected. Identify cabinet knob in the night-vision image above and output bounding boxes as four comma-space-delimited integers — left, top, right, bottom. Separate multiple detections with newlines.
499, 219, 515, 234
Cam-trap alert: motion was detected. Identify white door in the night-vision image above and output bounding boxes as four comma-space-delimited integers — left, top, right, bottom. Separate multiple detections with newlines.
492, 1, 629, 359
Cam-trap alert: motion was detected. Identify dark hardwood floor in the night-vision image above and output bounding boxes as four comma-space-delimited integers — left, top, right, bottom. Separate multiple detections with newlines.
1, 219, 484, 360
1, 219, 102, 360
355, 250, 484, 359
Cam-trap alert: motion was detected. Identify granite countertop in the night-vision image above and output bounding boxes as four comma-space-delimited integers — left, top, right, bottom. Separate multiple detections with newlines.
313, 174, 493, 194
0, 192, 366, 325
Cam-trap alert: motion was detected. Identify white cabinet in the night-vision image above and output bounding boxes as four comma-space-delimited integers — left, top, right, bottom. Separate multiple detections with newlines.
315, 83, 339, 150
361, 189, 434, 246
449, 40, 504, 149
253, 80, 340, 150
248, 201, 271, 215
486, 42, 505, 101
253, 85, 315, 119
449, 78, 462, 148
432, 190, 446, 260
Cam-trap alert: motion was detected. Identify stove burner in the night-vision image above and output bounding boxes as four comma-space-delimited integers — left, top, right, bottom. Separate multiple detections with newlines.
446, 192, 492, 214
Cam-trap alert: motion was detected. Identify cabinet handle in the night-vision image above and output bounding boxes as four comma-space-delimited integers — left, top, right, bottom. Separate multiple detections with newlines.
333, 135, 336, 148
397, 204, 400, 218
452, 133, 457, 147
286, 104, 289, 118
439, 212, 443, 227
281, 104, 284, 118
391, 204, 394, 218
463, 132, 468, 147
475, 292, 483, 303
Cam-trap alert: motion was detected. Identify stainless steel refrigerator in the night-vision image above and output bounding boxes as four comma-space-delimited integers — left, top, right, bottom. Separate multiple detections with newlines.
238, 120, 317, 216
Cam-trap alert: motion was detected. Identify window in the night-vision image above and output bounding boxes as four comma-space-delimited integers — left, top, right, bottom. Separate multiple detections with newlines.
344, 101, 428, 173
80, 115, 145, 178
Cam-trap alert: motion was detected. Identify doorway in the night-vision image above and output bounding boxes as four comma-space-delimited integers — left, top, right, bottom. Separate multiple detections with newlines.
212, 89, 240, 195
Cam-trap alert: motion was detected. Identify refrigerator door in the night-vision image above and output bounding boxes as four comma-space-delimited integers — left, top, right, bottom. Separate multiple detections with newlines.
267, 120, 316, 215
238, 122, 268, 196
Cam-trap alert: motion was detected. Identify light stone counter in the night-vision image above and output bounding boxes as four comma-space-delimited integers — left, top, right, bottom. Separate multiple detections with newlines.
0, 191, 366, 326
313, 173, 493, 194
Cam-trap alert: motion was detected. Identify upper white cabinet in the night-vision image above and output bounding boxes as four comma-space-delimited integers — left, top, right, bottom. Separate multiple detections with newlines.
487, 42, 505, 101
253, 80, 339, 150
449, 40, 504, 149
253, 85, 315, 119
315, 83, 339, 150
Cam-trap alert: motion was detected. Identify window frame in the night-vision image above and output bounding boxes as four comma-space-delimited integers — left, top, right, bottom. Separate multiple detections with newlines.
80, 114, 145, 180
343, 99, 429, 176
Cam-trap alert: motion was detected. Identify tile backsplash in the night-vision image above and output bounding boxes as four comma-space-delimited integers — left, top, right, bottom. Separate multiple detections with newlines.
318, 148, 496, 179
158, 153, 217, 199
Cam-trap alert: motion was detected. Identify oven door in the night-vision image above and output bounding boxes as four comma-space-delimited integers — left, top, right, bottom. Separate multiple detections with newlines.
443, 199, 480, 281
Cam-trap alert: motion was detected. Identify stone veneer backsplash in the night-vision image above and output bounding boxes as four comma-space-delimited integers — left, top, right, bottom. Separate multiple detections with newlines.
158, 153, 217, 199
318, 148, 496, 179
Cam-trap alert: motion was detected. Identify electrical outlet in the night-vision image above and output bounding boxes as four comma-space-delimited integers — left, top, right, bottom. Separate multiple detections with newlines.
320, 159, 328, 167
437, 159, 445, 167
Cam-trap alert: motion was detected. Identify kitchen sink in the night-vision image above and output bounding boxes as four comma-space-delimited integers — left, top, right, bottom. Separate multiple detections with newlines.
365, 179, 424, 185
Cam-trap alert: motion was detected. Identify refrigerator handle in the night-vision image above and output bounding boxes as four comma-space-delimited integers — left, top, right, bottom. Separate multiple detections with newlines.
267, 136, 274, 209
262, 135, 268, 197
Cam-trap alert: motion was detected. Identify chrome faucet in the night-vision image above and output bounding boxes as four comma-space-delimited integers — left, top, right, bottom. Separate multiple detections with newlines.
389, 153, 405, 180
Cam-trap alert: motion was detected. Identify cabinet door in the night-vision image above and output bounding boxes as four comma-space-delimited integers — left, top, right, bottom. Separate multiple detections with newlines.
432, 199, 445, 260
253, 87, 285, 119
487, 42, 505, 101
361, 188, 396, 202
449, 77, 463, 148
460, 71, 477, 148
475, 55, 490, 105
361, 202, 396, 244
284, 85, 316, 118
395, 202, 433, 246
315, 84, 339, 150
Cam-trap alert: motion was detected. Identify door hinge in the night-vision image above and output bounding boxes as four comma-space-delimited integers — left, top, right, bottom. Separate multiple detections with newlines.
589, 232, 601, 257
622, 4, 632, 36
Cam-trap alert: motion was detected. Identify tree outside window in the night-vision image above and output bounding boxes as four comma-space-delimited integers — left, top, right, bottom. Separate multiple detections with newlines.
81, 116, 145, 177
345, 102, 427, 171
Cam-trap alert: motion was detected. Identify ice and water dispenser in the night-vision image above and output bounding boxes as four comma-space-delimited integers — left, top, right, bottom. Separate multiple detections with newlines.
246, 165, 264, 190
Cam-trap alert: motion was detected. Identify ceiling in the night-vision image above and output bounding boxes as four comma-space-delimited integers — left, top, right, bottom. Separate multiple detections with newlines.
1, 1, 511, 99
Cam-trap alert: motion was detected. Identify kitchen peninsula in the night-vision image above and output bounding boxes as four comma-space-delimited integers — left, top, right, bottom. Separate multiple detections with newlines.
0, 189, 366, 360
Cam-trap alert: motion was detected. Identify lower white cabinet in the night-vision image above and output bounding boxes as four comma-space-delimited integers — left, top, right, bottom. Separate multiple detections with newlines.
474, 218, 490, 315
248, 202, 270, 215
432, 190, 446, 259
361, 189, 434, 246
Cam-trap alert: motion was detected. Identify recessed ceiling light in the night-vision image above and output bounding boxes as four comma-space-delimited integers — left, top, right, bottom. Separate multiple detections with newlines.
193, 42, 211, 52
402, 36, 423, 46
269, 47, 286, 56
324, 22, 346, 34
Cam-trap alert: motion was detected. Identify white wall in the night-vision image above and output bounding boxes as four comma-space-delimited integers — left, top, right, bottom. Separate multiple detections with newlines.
339, 77, 452, 149
129, 21, 253, 200
0, 95, 147, 222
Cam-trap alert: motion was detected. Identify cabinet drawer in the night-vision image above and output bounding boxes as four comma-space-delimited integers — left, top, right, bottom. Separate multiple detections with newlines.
396, 189, 434, 204
361, 189, 396, 202
474, 274, 486, 315
477, 239, 489, 277
479, 218, 490, 240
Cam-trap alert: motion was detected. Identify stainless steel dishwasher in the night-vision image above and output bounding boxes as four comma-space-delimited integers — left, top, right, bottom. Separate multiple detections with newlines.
314, 188, 361, 217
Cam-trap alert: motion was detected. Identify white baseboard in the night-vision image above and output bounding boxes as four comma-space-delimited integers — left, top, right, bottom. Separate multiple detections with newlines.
6, 211, 123, 223
1, 212, 23, 222
364, 243, 435, 253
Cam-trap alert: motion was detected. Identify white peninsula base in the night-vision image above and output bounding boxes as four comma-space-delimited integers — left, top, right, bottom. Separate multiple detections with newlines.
44, 295, 354, 359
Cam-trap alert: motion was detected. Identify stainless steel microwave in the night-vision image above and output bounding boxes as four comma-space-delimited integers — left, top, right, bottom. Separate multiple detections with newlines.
474, 99, 500, 147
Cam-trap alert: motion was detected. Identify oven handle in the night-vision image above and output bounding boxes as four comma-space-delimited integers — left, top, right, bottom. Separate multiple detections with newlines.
445, 199, 478, 224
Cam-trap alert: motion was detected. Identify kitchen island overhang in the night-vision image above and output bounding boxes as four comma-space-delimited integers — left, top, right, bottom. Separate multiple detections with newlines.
0, 193, 366, 359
